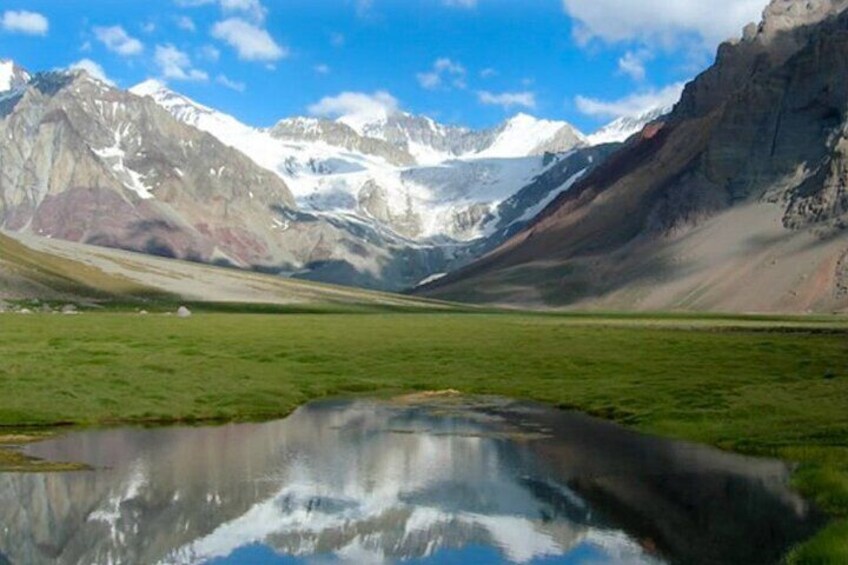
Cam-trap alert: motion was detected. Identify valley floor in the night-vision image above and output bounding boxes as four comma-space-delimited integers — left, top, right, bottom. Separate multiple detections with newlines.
0, 309, 846, 561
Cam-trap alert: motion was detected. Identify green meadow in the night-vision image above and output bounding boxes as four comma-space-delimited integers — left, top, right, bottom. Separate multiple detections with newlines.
0, 309, 846, 561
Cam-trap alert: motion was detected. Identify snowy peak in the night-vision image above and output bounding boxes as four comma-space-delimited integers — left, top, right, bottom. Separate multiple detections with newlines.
0, 59, 31, 93
328, 110, 587, 164
129, 78, 168, 99
587, 106, 672, 145
479, 113, 586, 158
130, 79, 221, 128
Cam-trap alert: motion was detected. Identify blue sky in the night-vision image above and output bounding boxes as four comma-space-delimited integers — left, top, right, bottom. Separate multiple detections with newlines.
1, 0, 768, 133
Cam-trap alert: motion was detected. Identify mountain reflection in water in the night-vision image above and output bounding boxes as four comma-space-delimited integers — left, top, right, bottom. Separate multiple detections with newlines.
0, 398, 822, 564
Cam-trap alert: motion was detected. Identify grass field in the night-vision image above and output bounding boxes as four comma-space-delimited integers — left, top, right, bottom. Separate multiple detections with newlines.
0, 309, 846, 561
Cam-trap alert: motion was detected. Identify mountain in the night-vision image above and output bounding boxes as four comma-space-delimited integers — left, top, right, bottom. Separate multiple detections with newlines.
0, 59, 29, 93
0, 70, 466, 291
128, 80, 613, 285
587, 106, 672, 146
132, 81, 592, 242
419, 0, 848, 314
0, 64, 618, 293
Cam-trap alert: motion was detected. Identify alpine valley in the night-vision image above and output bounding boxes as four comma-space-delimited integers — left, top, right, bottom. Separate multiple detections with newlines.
0, 61, 641, 292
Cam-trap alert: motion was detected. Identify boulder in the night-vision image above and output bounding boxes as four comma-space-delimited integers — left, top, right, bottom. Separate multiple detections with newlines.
176, 306, 192, 318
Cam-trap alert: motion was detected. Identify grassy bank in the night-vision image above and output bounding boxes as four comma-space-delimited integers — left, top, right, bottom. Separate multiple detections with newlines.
0, 311, 846, 560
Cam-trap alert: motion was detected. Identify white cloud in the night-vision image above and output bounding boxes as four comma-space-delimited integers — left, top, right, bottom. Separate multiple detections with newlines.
575, 82, 685, 119
199, 44, 221, 61
176, 16, 196, 32
220, 0, 267, 23
617, 50, 651, 81
211, 17, 287, 61
416, 57, 466, 90
308, 90, 399, 121
69, 59, 114, 86
435, 58, 465, 75
417, 72, 441, 90
216, 74, 245, 91
141, 21, 156, 34
1, 10, 49, 35
155, 44, 208, 81
94, 25, 144, 56
562, 0, 767, 48
478, 90, 536, 110
176, 0, 267, 22
330, 32, 345, 47
480, 68, 497, 79
314, 64, 331, 75
443, 0, 477, 7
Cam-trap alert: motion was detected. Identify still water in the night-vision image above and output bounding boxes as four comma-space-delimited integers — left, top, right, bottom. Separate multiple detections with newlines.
0, 397, 822, 564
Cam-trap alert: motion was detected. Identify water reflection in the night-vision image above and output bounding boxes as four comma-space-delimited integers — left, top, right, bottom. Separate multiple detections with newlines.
0, 398, 822, 564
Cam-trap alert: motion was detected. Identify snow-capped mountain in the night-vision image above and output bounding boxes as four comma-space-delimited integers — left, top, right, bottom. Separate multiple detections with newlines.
0, 59, 30, 93
0, 61, 622, 291
132, 80, 594, 244
587, 106, 672, 145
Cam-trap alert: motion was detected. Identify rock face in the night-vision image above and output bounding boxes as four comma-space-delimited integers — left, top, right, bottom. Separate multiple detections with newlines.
420, 0, 848, 313
269, 117, 416, 167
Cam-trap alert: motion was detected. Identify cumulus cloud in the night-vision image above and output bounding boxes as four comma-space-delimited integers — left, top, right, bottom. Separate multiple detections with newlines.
308, 91, 399, 122
617, 50, 651, 81
575, 82, 685, 119
562, 0, 767, 48
220, 0, 267, 23
443, 0, 477, 8
416, 57, 466, 90
477, 90, 536, 110
94, 25, 144, 56
314, 64, 331, 75
1, 10, 49, 35
212, 17, 287, 61
69, 59, 114, 85
216, 74, 245, 91
155, 44, 208, 81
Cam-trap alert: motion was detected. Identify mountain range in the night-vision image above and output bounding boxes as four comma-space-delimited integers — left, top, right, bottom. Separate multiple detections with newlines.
5, 0, 843, 313
0, 64, 644, 292
420, 0, 848, 314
